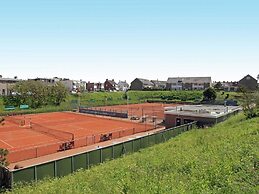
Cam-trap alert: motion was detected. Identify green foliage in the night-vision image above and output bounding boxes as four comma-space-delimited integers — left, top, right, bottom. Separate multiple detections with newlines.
203, 87, 217, 101
241, 90, 259, 119
8, 114, 259, 193
214, 81, 223, 90
48, 82, 68, 106
0, 149, 9, 167
3, 81, 68, 109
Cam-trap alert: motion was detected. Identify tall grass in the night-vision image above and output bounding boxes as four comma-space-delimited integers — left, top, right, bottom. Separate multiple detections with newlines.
8, 114, 259, 194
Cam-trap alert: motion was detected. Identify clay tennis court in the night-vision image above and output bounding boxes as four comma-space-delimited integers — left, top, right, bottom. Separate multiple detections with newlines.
0, 112, 154, 163
96, 103, 179, 120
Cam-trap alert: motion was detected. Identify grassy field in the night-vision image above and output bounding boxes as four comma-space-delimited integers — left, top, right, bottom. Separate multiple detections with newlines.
8, 114, 259, 194
0, 90, 240, 115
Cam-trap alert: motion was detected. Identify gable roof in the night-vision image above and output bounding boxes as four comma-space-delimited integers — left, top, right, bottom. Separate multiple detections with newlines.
107, 79, 117, 85
151, 80, 167, 85
136, 78, 154, 86
167, 77, 212, 84
238, 74, 257, 83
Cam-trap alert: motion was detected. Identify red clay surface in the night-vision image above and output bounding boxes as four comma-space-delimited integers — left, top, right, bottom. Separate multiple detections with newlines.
0, 112, 154, 163
97, 103, 179, 119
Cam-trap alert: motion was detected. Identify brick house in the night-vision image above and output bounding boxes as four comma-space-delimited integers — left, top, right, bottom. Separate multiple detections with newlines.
87, 82, 104, 92
130, 78, 154, 90
104, 79, 117, 91
238, 74, 258, 91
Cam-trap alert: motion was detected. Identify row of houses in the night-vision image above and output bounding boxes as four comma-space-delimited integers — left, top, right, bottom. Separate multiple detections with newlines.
130, 77, 212, 91
0, 74, 258, 96
0, 76, 130, 95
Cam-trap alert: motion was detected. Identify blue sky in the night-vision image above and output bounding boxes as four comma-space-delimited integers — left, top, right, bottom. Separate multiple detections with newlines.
0, 0, 258, 82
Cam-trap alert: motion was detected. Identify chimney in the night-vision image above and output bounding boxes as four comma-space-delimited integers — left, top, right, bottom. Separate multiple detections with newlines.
0, 75, 2, 78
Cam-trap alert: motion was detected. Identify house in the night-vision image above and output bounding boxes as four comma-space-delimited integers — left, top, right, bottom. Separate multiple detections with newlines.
29, 77, 61, 85
86, 82, 104, 92
151, 80, 167, 90
130, 78, 154, 90
221, 81, 239, 92
238, 74, 258, 91
61, 79, 86, 93
117, 80, 129, 92
104, 79, 118, 91
0, 76, 21, 95
166, 77, 212, 90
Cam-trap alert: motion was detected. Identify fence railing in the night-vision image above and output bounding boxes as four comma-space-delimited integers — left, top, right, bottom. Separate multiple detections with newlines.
8, 124, 154, 163
6, 121, 197, 188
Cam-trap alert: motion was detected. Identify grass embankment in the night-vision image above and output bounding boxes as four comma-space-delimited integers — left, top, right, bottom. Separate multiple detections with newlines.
8, 114, 259, 194
0, 91, 203, 115
0, 90, 239, 115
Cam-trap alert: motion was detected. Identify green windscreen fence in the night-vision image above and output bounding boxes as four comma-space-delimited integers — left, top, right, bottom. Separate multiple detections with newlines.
10, 122, 196, 187
13, 167, 35, 183
37, 162, 55, 180
102, 147, 113, 162
89, 149, 101, 167
141, 136, 149, 149
57, 158, 73, 177
148, 134, 156, 146
74, 153, 88, 171
123, 141, 133, 154
113, 143, 124, 159
133, 138, 141, 152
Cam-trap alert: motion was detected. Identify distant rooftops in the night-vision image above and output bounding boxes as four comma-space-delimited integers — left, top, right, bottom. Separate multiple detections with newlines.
167, 77, 212, 84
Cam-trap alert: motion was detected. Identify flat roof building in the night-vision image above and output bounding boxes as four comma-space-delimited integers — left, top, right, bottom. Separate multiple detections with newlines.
164, 105, 241, 128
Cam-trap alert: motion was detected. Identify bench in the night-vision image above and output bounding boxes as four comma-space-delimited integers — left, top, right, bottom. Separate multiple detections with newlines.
19, 104, 29, 110
4, 106, 15, 111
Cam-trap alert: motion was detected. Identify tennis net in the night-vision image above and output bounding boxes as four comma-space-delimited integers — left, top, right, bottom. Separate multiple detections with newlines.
4, 116, 24, 126
30, 122, 74, 142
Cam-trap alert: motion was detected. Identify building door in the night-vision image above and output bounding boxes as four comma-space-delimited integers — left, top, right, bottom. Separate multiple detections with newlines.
176, 118, 181, 126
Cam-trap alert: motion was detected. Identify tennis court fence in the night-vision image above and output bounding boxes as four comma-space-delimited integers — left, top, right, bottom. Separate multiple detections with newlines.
8, 125, 153, 163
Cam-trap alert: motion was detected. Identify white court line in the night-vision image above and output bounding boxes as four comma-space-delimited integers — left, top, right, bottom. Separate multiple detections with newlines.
0, 139, 14, 148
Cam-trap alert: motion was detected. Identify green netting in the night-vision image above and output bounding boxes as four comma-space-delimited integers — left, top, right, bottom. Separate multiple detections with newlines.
13, 167, 35, 183
102, 147, 113, 162
113, 143, 123, 159
37, 162, 55, 180
148, 134, 156, 146
124, 141, 133, 154
56, 158, 72, 177
74, 153, 88, 171
89, 149, 101, 167
141, 136, 149, 148
155, 132, 164, 144
133, 138, 141, 152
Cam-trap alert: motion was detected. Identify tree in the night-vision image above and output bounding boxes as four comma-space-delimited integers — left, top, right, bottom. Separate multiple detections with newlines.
241, 88, 259, 119
214, 82, 222, 90
0, 149, 9, 167
203, 87, 217, 101
49, 82, 68, 106
4, 80, 68, 108
12, 80, 49, 108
